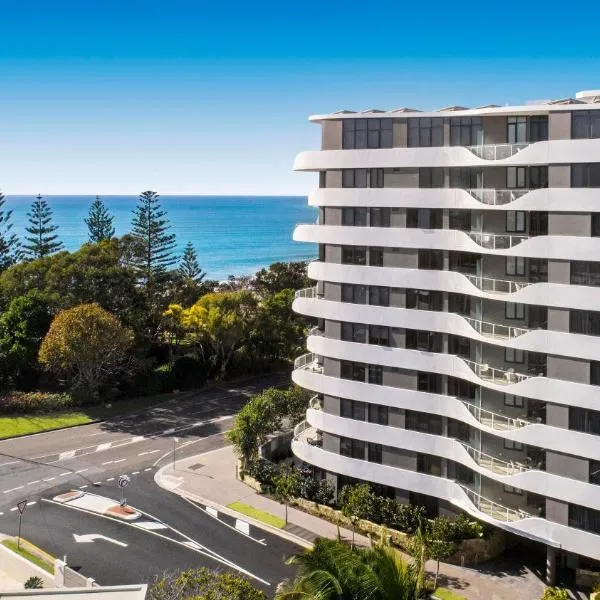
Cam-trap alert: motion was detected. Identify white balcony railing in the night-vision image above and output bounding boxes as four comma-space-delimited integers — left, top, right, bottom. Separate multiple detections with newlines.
466, 188, 530, 205
463, 359, 531, 385
461, 400, 532, 431
463, 316, 529, 340
309, 395, 322, 410
293, 420, 322, 446
464, 274, 531, 295
467, 231, 529, 250
460, 485, 532, 522
294, 352, 324, 374
466, 143, 528, 160
295, 286, 318, 299
461, 442, 531, 476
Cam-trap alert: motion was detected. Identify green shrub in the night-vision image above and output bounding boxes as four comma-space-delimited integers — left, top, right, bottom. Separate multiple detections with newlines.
0, 391, 75, 414
541, 587, 569, 600
24, 576, 44, 589
172, 355, 208, 389
450, 513, 484, 541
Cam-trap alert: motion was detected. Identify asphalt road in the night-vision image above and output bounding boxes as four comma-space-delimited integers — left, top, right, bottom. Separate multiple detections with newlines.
0, 373, 298, 592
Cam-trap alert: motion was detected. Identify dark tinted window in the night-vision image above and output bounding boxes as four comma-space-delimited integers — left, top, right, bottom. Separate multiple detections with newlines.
450, 117, 483, 146
572, 164, 600, 187
570, 406, 600, 435
342, 246, 367, 265
570, 310, 600, 336
572, 111, 600, 140
342, 119, 393, 149
571, 261, 600, 286
529, 116, 548, 142
408, 118, 444, 147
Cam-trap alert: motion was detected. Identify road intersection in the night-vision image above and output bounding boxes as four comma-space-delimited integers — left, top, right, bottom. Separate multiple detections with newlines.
0, 374, 298, 591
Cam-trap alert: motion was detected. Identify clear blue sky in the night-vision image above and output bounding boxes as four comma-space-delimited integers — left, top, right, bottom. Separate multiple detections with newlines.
1, 0, 600, 195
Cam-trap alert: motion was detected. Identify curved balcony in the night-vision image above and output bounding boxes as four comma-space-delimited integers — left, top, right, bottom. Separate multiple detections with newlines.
463, 317, 529, 340
466, 188, 531, 206
461, 400, 532, 431
467, 231, 529, 250
309, 395, 322, 410
466, 143, 528, 160
295, 286, 318, 299
293, 420, 322, 446
459, 485, 532, 522
461, 442, 531, 476
294, 352, 324, 374
464, 274, 531, 295
463, 359, 531, 385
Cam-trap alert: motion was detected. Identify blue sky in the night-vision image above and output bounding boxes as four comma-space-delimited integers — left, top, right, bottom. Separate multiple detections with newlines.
1, 0, 600, 195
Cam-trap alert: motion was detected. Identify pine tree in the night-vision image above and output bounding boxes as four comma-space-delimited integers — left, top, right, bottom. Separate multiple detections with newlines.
0, 191, 20, 270
178, 242, 205, 284
130, 190, 177, 286
23, 194, 63, 260
85, 195, 115, 243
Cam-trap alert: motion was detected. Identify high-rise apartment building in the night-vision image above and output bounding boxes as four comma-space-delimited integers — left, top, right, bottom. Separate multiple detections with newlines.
291, 90, 600, 582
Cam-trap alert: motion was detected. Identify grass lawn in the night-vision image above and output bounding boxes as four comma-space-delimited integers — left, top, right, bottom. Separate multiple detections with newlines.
2, 539, 54, 574
0, 393, 175, 440
434, 588, 468, 600
228, 501, 286, 528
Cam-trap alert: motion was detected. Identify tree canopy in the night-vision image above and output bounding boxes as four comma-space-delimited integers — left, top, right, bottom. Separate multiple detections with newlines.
254, 261, 311, 297
23, 195, 63, 259
85, 195, 115, 243
0, 191, 20, 270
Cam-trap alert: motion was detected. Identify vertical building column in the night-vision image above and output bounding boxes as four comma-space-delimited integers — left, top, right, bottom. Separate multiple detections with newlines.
546, 546, 557, 585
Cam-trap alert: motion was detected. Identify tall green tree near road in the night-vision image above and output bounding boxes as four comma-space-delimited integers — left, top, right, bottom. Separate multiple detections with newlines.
254, 260, 311, 297
178, 241, 205, 284
23, 195, 63, 259
338, 483, 376, 548
0, 191, 20, 270
130, 190, 177, 286
85, 195, 115, 243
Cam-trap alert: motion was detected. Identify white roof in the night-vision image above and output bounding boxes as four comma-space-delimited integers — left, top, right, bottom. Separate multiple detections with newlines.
0, 586, 147, 600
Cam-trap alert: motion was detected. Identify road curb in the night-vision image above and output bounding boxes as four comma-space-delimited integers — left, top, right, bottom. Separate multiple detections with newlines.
154, 463, 312, 550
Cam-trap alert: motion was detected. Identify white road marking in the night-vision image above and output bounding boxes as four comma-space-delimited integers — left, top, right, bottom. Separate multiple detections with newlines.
76, 469, 88, 474
101, 458, 126, 465
131, 471, 140, 475
93, 482, 102, 486
59, 450, 76, 460
106, 477, 115, 482
73, 533, 128, 547
26, 501, 36, 506
27, 480, 41, 485
3, 486, 24, 494
206, 506, 218, 518
96, 443, 112, 452
59, 472, 71, 477
138, 449, 161, 456
43, 477, 55, 482
235, 519, 250, 535
0, 461, 19, 468
184, 540, 202, 550
135, 521, 169, 531
9, 507, 17, 512
144, 467, 152, 472
80, 485, 88, 489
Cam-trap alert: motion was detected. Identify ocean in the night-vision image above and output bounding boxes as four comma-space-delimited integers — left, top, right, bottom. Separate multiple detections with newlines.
4, 195, 317, 281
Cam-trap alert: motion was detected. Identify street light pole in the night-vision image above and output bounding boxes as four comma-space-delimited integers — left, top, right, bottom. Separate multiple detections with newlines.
173, 437, 179, 470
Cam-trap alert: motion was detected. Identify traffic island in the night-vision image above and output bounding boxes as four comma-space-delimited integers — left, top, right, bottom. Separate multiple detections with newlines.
105, 504, 140, 521
52, 490, 141, 521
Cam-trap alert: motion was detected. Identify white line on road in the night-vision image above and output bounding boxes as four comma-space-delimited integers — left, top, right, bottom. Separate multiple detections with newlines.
0, 512, 3, 515
101, 458, 126, 465
43, 477, 55, 482
27, 480, 41, 485
138, 449, 161, 456
27, 501, 36, 506
80, 485, 88, 489
144, 468, 152, 472
59, 450, 76, 460
9, 507, 17, 512
3, 486, 24, 494
96, 442, 112, 452
76, 469, 88, 474
59, 472, 71, 477
132, 471, 140, 475
106, 477, 115, 481
0, 461, 19, 468
93, 482, 102, 486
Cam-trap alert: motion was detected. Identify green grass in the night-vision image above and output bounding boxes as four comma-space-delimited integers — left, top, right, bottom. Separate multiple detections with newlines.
228, 502, 286, 528
434, 588, 468, 600
2, 539, 54, 574
0, 394, 175, 440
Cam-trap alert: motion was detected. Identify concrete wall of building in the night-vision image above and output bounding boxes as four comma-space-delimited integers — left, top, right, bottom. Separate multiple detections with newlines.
546, 403, 569, 428
389, 406, 405, 428
324, 207, 343, 225
481, 167, 506, 189
548, 308, 570, 332
324, 282, 342, 302
549, 112, 571, 140
390, 287, 406, 308
326, 170, 343, 188
323, 395, 341, 416
324, 357, 341, 378
390, 327, 405, 348
546, 498, 569, 525
383, 367, 417, 389
325, 319, 341, 339
483, 116, 507, 145
325, 244, 342, 263
382, 445, 417, 470
546, 356, 589, 384
323, 432, 340, 453
548, 213, 590, 236
548, 260, 570, 284
322, 121, 343, 150
393, 120, 407, 147
548, 165, 571, 187
546, 452, 588, 482
384, 169, 418, 188
384, 248, 417, 268
391, 207, 407, 227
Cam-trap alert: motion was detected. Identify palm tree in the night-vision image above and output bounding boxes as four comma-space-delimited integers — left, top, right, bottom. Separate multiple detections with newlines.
276, 538, 419, 600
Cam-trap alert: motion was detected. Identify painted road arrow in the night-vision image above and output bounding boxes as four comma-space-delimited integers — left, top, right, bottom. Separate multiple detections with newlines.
73, 533, 128, 547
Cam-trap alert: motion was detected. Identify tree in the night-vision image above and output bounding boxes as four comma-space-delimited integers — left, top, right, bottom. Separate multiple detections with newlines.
148, 567, 265, 600
0, 291, 52, 388
254, 261, 311, 297
426, 517, 457, 590
23, 194, 63, 259
338, 483, 376, 548
39, 303, 133, 396
178, 241, 205, 284
278, 538, 419, 600
0, 191, 20, 270
274, 466, 302, 524
165, 290, 258, 377
130, 190, 177, 286
85, 195, 115, 243
171, 241, 207, 307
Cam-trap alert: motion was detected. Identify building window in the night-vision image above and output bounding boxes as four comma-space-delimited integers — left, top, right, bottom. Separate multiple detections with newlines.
406, 289, 443, 311
503, 485, 523, 495
342, 168, 384, 188
590, 461, 600, 485
529, 116, 549, 142
507, 167, 526, 189
319, 172, 327, 188
406, 411, 443, 435
342, 322, 367, 344
342, 119, 393, 149
506, 256, 525, 276
417, 372, 442, 393
572, 111, 600, 140
370, 207, 391, 227
448, 292, 470, 316
504, 439, 524, 451
369, 286, 390, 306
419, 168, 444, 188
448, 376, 477, 400
447, 418, 470, 442
370, 168, 384, 188
569, 504, 600, 535
369, 325, 390, 347
570, 310, 600, 336
448, 334, 470, 358
341, 398, 366, 421
417, 454, 442, 476
342, 246, 367, 265
569, 406, 600, 435
341, 361, 366, 382
368, 404, 389, 425
505, 394, 525, 408
418, 250, 444, 270
449, 210, 471, 231
408, 118, 444, 147
593, 214, 600, 237
368, 365, 383, 385
506, 211, 526, 233
449, 168, 481, 189
528, 258, 547, 282
507, 116, 527, 144
506, 302, 525, 320
450, 117, 483, 146
367, 443, 383, 464
450, 252, 478, 274
571, 261, 600, 286
407, 329, 442, 352
572, 163, 600, 187
342, 207, 368, 226
529, 166, 548, 189
369, 247, 384, 267
529, 211, 548, 236
592, 362, 600, 386
505, 348, 525, 363
407, 208, 443, 229
342, 284, 367, 304
340, 437, 366, 459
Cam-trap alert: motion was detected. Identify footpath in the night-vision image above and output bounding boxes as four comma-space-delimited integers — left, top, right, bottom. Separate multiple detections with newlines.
155, 445, 547, 600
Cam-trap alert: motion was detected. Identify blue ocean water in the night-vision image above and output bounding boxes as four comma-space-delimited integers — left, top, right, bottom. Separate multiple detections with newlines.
4, 195, 317, 281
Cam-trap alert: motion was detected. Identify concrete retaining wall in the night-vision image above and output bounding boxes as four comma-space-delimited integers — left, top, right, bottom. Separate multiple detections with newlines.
0, 543, 54, 588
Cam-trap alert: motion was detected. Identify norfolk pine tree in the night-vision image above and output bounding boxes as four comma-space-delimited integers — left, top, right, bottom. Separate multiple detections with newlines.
0, 191, 20, 270
85, 195, 115, 242
23, 194, 63, 259
178, 241, 205, 284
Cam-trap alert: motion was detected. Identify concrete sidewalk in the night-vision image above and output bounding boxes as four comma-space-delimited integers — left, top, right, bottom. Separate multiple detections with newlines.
155, 445, 547, 600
